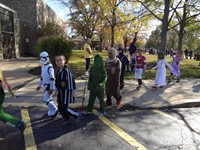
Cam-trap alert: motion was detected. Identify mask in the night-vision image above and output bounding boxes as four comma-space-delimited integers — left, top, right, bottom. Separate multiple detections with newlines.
39, 51, 50, 65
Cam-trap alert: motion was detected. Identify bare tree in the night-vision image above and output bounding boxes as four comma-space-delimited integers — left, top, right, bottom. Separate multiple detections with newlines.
171, 0, 200, 52
134, 0, 200, 53
133, 0, 177, 52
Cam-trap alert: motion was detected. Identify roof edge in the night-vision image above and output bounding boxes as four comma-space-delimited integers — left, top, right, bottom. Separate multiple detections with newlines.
0, 3, 17, 13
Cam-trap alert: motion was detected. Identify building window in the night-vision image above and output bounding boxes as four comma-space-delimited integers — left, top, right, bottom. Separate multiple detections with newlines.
0, 7, 14, 33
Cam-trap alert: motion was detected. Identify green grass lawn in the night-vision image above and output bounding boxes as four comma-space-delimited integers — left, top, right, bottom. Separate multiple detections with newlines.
68, 50, 200, 80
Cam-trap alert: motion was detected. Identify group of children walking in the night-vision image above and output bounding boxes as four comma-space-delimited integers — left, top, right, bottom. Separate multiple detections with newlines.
152, 51, 182, 88
83, 48, 182, 116
37, 52, 79, 127
121, 48, 182, 90
0, 49, 182, 131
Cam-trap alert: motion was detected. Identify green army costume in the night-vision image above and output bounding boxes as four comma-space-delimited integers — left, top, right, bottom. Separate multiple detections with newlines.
85, 54, 106, 114
0, 68, 25, 132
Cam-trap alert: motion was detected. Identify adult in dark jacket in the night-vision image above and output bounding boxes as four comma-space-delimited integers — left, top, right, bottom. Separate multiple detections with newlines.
189, 50, 193, 59
117, 48, 129, 90
129, 38, 137, 71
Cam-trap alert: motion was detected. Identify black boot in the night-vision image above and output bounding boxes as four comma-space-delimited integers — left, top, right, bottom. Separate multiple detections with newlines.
106, 98, 112, 107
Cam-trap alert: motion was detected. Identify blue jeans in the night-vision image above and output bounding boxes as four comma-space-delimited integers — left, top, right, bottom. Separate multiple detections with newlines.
85, 58, 91, 71
130, 58, 135, 72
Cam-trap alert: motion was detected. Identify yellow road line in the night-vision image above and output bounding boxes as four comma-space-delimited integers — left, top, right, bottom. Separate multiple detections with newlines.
21, 109, 37, 150
93, 110, 147, 150
153, 109, 184, 124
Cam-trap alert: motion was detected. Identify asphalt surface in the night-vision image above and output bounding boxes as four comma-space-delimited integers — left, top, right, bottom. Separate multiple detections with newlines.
0, 57, 199, 150
0, 106, 140, 150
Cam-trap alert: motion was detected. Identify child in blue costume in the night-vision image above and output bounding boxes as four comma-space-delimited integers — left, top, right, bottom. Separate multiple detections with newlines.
0, 68, 25, 132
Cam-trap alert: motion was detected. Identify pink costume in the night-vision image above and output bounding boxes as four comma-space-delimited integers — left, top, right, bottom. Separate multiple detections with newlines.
171, 56, 182, 77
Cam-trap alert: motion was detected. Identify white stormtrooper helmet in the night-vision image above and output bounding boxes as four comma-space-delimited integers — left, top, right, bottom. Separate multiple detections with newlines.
39, 51, 50, 65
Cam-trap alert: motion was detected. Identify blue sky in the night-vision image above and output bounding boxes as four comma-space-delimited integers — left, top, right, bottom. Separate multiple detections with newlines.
45, 0, 69, 21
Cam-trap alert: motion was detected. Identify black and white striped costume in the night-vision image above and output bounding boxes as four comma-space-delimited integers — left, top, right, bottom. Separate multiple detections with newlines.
55, 65, 79, 121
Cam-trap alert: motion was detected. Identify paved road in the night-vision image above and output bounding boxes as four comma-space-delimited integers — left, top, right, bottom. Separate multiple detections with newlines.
1, 106, 140, 150
1, 105, 200, 150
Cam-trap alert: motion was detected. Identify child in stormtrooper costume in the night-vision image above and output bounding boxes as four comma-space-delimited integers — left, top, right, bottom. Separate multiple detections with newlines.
36, 51, 58, 118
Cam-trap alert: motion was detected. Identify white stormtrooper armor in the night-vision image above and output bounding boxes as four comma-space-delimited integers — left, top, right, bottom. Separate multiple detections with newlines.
40, 51, 50, 65
38, 51, 58, 118
39, 64, 55, 90
38, 51, 54, 91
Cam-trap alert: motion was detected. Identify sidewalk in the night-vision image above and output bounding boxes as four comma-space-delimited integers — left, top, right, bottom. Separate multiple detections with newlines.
0, 57, 39, 88
1, 57, 200, 109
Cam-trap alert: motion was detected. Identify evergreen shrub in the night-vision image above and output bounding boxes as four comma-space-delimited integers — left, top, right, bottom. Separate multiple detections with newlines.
37, 37, 74, 65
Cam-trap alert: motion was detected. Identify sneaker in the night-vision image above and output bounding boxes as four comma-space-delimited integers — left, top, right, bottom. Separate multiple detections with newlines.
116, 100, 121, 106
74, 112, 80, 119
68, 115, 80, 125
74, 114, 80, 123
136, 86, 141, 91
85, 71, 89, 77
152, 86, 158, 89
160, 86, 164, 88
168, 80, 171, 84
16, 120, 26, 133
105, 103, 112, 107
176, 79, 180, 83
98, 111, 106, 116
42, 113, 50, 118
51, 110, 59, 119
82, 110, 92, 115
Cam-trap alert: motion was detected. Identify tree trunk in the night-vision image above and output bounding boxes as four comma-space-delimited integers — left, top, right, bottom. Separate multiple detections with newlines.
134, 32, 138, 39
177, 24, 184, 53
111, 25, 115, 47
172, 37, 175, 50
99, 36, 103, 52
123, 35, 128, 52
159, 0, 170, 53
177, 0, 188, 53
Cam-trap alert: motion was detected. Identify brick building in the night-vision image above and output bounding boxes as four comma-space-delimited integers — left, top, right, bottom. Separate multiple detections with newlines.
0, 0, 65, 59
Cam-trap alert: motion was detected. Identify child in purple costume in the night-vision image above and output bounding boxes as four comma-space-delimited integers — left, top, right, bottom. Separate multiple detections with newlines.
168, 52, 182, 83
